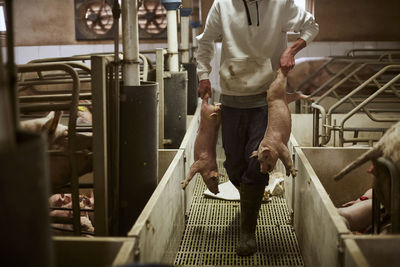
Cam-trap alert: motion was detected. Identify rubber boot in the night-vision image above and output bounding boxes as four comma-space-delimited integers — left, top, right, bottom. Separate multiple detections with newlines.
236, 183, 265, 256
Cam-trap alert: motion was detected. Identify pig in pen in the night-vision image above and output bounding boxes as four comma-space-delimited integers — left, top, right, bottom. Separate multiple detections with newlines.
17, 62, 95, 236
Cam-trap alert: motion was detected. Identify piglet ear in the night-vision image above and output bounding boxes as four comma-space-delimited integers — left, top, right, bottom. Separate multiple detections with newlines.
250, 150, 258, 158
260, 146, 271, 153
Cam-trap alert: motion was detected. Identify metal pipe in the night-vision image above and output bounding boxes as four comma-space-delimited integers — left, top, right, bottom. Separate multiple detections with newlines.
339, 68, 400, 144
19, 93, 91, 103
326, 63, 398, 115
167, 10, 179, 71
162, 0, 182, 72
339, 65, 400, 124
18, 78, 92, 86
190, 0, 201, 56
112, 0, 121, 237
91, 56, 113, 236
122, 0, 140, 86
0, 38, 16, 151
180, 3, 192, 63
311, 103, 327, 146
313, 61, 356, 102
5, 0, 19, 132
376, 157, 400, 233
156, 48, 166, 148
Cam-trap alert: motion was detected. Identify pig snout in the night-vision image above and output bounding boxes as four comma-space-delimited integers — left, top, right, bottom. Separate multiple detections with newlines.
259, 162, 273, 174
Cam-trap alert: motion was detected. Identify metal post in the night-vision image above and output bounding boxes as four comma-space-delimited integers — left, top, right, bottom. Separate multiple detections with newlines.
5, 0, 19, 130
180, 1, 192, 63
119, 82, 159, 235
91, 56, 112, 236
122, 0, 140, 86
376, 157, 400, 233
190, 0, 202, 58
156, 48, 166, 148
162, 0, 182, 72
0, 40, 16, 151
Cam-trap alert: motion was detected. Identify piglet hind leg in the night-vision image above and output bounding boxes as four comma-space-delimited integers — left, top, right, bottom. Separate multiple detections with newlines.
181, 161, 201, 189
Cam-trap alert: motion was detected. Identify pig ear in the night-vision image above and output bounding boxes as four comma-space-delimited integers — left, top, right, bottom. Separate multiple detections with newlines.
250, 150, 258, 158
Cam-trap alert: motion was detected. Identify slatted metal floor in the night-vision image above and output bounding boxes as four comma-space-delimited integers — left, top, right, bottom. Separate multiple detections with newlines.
174, 147, 304, 266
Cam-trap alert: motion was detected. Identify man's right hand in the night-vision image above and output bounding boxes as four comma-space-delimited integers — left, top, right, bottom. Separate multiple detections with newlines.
198, 79, 212, 99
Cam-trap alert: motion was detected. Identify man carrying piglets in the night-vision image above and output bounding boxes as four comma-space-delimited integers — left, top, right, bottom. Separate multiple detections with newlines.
194, 0, 319, 256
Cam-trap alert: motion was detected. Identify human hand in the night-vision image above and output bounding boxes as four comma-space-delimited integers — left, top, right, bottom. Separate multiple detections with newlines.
279, 49, 295, 76
198, 79, 212, 99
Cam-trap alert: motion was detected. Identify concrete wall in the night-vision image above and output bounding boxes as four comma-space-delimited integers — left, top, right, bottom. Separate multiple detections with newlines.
314, 0, 400, 41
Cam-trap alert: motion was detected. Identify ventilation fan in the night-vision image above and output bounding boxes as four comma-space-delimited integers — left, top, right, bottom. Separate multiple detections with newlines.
138, 0, 167, 39
75, 0, 116, 40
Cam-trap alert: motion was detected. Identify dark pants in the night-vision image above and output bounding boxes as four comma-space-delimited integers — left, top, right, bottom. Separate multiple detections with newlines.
221, 105, 269, 187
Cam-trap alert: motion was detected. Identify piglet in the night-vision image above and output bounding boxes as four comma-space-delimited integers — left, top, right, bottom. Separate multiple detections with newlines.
20, 111, 93, 189
338, 198, 372, 232
251, 69, 297, 177
181, 95, 223, 194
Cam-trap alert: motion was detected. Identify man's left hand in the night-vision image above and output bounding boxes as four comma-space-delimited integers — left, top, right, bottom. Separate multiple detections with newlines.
279, 50, 295, 76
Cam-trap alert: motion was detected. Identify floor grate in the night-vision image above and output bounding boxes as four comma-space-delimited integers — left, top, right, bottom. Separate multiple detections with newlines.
174, 148, 304, 266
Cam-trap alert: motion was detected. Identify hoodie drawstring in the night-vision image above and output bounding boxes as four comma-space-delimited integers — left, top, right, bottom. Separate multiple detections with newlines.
256, 1, 260, 26
242, 0, 260, 27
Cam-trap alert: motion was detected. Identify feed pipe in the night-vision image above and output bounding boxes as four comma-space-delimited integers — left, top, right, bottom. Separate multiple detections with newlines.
162, 0, 181, 72
190, 0, 201, 55
180, 0, 192, 63
122, 0, 140, 86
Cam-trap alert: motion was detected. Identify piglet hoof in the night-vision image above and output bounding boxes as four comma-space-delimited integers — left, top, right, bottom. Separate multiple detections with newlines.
287, 168, 297, 178
181, 180, 188, 190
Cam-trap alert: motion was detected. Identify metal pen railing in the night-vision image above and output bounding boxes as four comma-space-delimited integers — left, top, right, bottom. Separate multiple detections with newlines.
18, 63, 83, 235
311, 64, 400, 146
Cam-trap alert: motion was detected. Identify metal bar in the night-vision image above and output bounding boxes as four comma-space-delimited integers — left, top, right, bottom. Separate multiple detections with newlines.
109, 62, 120, 236
376, 157, 400, 233
91, 56, 111, 236
5, 0, 19, 131
122, 0, 140, 86
372, 189, 381, 234
295, 57, 337, 92
165, 6, 180, 72
0, 34, 16, 151
18, 78, 92, 86
311, 103, 328, 146
19, 92, 91, 103
346, 48, 400, 57
20, 103, 78, 113
339, 70, 400, 145
312, 62, 356, 100
340, 69, 400, 124
50, 207, 94, 212
180, 7, 191, 63
339, 137, 381, 143
156, 48, 166, 148
316, 63, 367, 105
312, 107, 320, 146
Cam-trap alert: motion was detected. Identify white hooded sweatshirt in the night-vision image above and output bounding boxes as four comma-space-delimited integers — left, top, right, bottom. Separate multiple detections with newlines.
196, 0, 319, 97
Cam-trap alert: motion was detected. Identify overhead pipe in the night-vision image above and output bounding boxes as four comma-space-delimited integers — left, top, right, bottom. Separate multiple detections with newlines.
122, 0, 140, 86
190, 0, 202, 57
180, 0, 192, 63
162, 0, 182, 72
